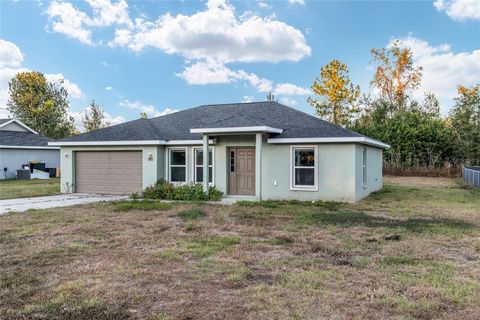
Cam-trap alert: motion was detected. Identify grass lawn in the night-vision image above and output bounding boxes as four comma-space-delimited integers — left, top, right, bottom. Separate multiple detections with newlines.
0, 178, 61, 200
1, 176, 479, 319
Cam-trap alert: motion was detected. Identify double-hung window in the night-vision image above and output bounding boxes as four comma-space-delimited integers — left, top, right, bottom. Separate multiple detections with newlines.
362, 147, 367, 189
169, 148, 187, 183
194, 148, 213, 184
291, 146, 318, 190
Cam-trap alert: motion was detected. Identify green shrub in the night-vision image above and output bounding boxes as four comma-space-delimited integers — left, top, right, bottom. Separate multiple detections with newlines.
208, 186, 223, 201
142, 179, 223, 201
173, 184, 206, 201
129, 192, 140, 201
142, 179, 175, 199
177, 208, 206, 220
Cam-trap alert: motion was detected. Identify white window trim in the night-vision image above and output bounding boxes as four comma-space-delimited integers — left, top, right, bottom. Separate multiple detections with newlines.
290, 145, 318, 191
166, 147, 188, 184
192, 147, 215, 185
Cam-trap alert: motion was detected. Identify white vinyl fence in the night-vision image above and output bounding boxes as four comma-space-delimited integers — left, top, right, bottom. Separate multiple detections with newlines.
462, 166, 480, 189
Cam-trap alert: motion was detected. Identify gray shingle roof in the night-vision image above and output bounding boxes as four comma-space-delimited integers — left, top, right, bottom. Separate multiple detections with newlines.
0, 131, 52, 147
0, 119, 11, 125
58, 101, 367, 142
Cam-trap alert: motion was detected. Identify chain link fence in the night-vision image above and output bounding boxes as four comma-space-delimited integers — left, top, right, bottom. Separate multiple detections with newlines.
462, 166, 480, 189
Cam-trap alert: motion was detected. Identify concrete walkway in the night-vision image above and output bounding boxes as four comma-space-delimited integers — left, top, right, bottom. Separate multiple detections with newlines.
0, 194, 128, 214
218, 195, 257, 205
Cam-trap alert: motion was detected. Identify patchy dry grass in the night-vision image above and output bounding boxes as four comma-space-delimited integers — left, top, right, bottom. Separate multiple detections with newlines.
114, 200, 174, 212
0, 178, 60, 199
0, 176, 479, 319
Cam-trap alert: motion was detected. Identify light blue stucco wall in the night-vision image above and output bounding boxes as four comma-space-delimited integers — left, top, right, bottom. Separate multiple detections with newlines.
58, 138, 383, 201
354, 145, 383, 201
262, 142, 358, 202
0, 148, 60, 180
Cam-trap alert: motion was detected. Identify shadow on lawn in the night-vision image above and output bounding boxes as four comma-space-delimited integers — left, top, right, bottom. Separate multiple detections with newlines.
296, 210, 474, 235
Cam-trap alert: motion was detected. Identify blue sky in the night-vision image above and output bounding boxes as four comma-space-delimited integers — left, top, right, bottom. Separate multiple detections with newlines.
1, 0, 479, 129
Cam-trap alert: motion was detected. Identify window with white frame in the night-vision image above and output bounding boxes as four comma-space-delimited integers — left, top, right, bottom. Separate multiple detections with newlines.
194, 148, 213, 184
362, 147, 367, 188
291, 147, 317, 190
169, 148, 187, 183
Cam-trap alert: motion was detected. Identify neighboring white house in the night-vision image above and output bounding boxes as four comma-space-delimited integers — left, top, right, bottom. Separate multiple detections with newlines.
49, 102, 389, 202
0, 119, 60, 180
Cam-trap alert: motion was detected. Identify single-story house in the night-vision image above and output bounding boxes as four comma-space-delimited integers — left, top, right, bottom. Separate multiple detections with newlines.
0, 119, 60, 179
49, 102, 389, 202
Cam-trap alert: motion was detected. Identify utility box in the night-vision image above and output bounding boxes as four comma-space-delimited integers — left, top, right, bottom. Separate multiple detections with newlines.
16, 169, 31, 180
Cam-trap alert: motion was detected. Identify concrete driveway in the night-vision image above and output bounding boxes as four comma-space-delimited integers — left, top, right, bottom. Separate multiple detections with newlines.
0, 194, 128, 214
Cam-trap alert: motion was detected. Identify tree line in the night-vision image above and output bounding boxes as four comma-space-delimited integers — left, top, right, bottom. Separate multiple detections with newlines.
308, 40, 480, 173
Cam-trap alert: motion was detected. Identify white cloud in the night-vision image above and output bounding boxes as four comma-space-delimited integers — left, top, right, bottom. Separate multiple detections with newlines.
0, 39, 24, 68
0, 39, 84, 114
279, 96, 297, 106
434, 0, 480, 20
177, 60, 312, 98
0, 66, 29, 112
118, 99, 178, 117
105, 86, 112, 90
85, 0, 132, 27
257, 1, 271, 9
390, 35, 480, 111
44, 0, 311, 97
242, 95, 254, 102
46, 0, 310, 63
45, 0, 132, 45
177, 60, 272, 92
45, 73, 84, 98
46, 1, 93, 44
273, 83, 310, 96
0, 41, 31, 111
110, 0, 311, 63
155, 107, 178, 117
176, 60, 234, 85
288, 0, 305, 5
103, 112, 124, 125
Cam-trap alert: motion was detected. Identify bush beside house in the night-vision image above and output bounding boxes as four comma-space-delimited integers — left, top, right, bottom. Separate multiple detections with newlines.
141, 179, 223, 201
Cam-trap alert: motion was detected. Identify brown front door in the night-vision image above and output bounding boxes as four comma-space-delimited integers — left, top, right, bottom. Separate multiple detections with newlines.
228, 147, 255, 195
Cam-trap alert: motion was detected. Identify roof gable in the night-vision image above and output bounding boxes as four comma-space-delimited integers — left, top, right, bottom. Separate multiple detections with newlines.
0, 119, 38, 134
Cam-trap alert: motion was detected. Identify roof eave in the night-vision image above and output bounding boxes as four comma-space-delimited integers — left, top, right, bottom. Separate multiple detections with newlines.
0, 145, 60, 150
267, 137, 390, 149
190, 126, 283, 134
48, 140, 166, 146
48, 139, 217, 147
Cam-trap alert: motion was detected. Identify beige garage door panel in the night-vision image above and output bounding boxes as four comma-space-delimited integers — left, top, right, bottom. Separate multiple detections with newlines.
75, 151, 143, 194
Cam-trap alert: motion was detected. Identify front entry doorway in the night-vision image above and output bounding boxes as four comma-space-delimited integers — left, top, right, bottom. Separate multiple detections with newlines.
228, 147, 255, 195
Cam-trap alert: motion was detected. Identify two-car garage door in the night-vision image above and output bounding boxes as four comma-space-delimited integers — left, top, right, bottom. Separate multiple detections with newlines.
75, 151, 143, 194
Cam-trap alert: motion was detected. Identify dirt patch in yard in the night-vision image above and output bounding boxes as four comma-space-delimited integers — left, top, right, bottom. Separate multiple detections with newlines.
1, 178, 479, 319
384, 175, 460, 188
